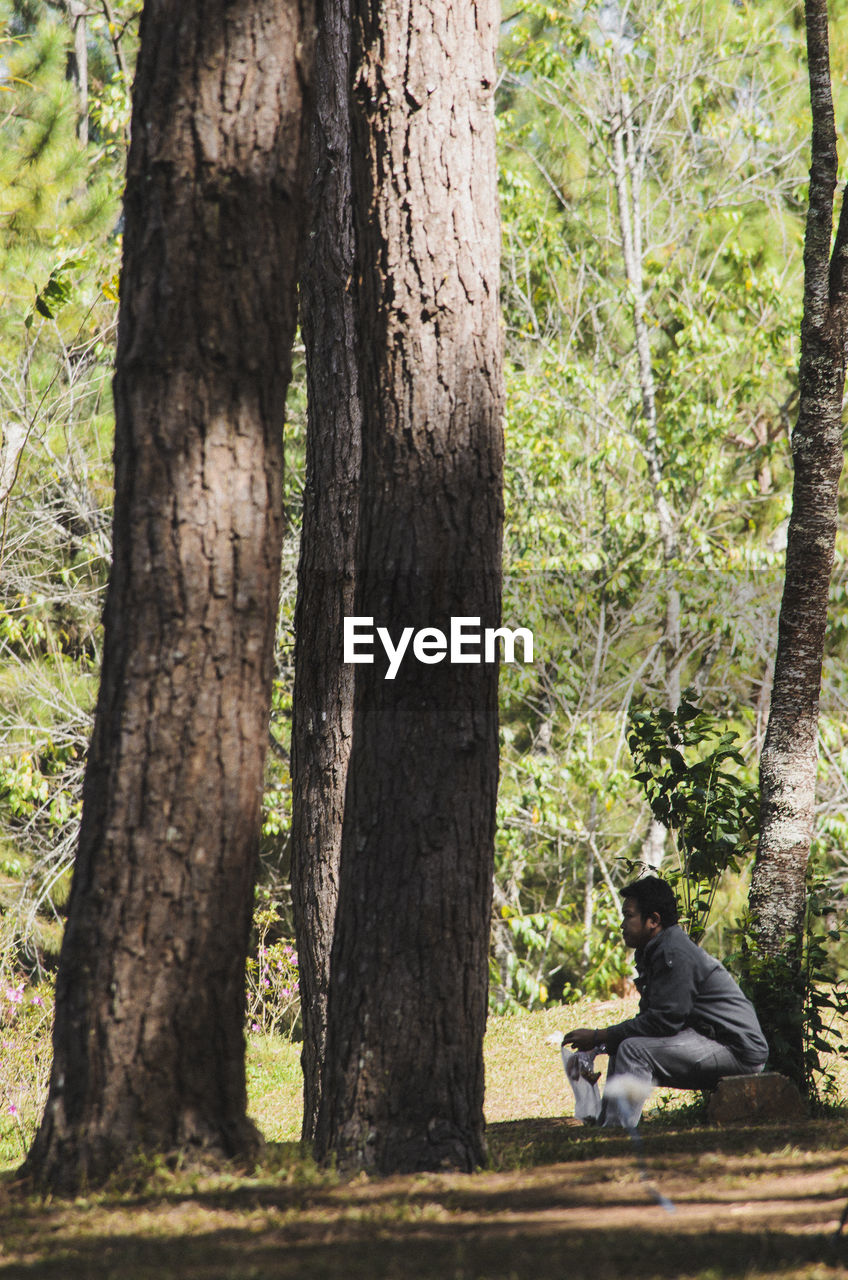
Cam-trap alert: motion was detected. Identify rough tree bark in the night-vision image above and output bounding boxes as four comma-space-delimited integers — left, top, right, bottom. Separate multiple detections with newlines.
748, 0, 848, 1081
23, 0, 313, 1190
313, 0, 504, 1174
292, 0, 361, 1144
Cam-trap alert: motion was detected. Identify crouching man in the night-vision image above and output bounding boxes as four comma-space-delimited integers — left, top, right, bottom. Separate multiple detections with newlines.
565, 876, 768, 1127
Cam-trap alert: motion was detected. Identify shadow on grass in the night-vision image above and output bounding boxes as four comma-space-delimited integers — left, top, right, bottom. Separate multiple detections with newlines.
2, 1121, 847, 1280
487, 1114, 848, 1170
0, 1219, 846, 1280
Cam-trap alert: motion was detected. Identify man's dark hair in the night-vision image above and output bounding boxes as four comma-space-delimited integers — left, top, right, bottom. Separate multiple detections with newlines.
620, 875, 679, 928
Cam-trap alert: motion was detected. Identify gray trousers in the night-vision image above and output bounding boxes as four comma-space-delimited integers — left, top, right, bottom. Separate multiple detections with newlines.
602, 1028, 765, 1128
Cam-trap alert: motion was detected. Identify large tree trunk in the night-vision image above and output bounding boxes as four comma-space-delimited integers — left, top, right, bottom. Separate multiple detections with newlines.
748, 0, 847, 1085
313, 0, 503, 1174
23, 0, 313, 1191
292, 0, 361, 1144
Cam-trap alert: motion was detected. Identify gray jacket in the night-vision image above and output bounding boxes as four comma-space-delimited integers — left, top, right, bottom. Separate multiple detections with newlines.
602, 924, 769, 1067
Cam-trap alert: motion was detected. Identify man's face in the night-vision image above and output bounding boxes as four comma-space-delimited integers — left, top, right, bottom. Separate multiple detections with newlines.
621, 897, 661, 950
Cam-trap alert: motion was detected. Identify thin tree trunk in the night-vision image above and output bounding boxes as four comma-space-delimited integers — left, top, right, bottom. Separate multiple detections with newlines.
100, 0, 131, 88
609, 86, 678, 580
581, 800, 597, 975
23, 0, 313, 1191
65, 1, 89, 145
609, 84, 679, 871
292, 0, 361, 1144
314, 0, 503, 1175
749, 0, 847, 1083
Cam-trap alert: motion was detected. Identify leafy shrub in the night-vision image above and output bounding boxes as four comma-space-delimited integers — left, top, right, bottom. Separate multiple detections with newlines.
627, 694, 759, 940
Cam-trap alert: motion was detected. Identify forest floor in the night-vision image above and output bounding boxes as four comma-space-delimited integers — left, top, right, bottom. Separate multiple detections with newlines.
1, 998, 847, 1279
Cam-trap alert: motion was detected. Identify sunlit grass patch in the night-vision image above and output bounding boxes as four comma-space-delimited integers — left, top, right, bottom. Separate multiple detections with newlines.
246, 1031, 303, 1143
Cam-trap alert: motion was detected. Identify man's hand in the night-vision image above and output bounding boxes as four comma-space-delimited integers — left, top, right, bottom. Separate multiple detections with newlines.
564, 1026, 598, 1052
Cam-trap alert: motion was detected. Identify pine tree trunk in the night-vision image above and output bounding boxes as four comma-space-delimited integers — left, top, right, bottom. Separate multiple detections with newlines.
313, 0, 503, 1175
292, 0, 361, 1143
23, 0, 313, 1191
748, 0, 847, 1084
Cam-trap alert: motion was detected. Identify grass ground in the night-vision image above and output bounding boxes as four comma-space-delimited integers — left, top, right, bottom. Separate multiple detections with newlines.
1, 998, 847, 1279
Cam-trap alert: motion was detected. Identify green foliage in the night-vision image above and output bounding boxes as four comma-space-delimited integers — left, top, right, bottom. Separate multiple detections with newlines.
578, 896, 634, 997
26, 253, 84, 326
627, 696, 759, 939
0, 18, 113, 307
727, 878, 848, 1100
89, 69, 132, 163
0, 739, 80, 825
492, 721, 635, 1008
0, 2, 126, 965
489, 0, 827, 1011
492, 904, 572, 1010
499, 0, 804, 567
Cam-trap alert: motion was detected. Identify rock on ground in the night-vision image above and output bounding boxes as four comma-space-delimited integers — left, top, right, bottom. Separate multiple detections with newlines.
706, 1072, 807, 1125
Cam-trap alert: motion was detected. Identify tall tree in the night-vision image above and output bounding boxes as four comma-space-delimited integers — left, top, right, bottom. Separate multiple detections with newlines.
292, 0, 361, 1143
748, 0, 848, 1083
23, 0, 313, 1190
313, 0, 503, 1173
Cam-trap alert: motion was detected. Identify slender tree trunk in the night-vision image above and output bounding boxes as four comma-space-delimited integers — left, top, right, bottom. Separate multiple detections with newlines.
100, 0, 131, 88
748, 0, 848, 1083
314, 0, 503, 1174
23, 0, 313, 1191
609, 84, 679, 871
292, 0, 361, 1144
581, 805, 596, 975
65, 0, 89, 145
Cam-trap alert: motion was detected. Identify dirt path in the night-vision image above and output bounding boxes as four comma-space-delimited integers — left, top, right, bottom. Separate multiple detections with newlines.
1, 1118, 847, 1279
